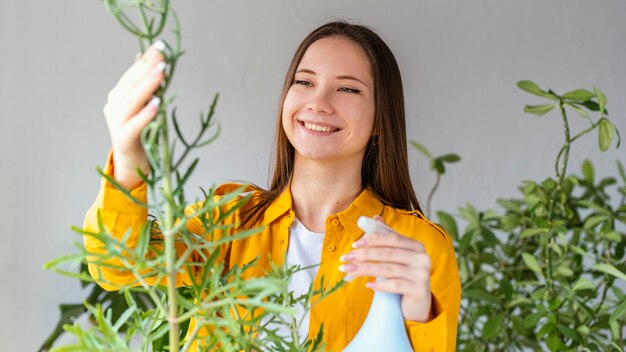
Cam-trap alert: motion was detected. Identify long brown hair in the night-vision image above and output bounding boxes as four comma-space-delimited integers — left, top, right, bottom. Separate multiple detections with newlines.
242, 20, 422, 226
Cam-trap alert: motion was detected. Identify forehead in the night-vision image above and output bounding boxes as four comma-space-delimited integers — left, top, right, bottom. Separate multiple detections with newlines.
297, 36, 373, 87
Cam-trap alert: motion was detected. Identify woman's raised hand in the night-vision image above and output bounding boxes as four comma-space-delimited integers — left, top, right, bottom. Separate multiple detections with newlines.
103, 41, 166, 189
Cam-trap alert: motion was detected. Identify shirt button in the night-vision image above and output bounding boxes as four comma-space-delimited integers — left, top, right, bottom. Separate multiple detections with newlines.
416, 332, 425, 339
331, 218, 340, 226
326, 244, 336, 252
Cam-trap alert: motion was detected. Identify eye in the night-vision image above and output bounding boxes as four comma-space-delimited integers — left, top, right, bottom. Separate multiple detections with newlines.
293, 79, 311, 86
339, 87, 361, 94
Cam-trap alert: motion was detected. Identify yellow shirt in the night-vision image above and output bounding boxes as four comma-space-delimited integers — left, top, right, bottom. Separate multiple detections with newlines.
83, 153, 461, 351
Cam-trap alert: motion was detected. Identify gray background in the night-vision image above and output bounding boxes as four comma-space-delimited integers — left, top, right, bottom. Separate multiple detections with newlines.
1, 0, 624, 350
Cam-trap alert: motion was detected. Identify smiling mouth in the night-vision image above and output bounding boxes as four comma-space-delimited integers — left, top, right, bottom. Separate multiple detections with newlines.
299, 121, 342, 133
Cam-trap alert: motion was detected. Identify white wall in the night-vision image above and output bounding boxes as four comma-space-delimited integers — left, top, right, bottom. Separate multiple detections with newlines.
0, 0, 624, 350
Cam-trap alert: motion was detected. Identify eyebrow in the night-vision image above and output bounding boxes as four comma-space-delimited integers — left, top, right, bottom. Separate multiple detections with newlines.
295, 68, 368, 87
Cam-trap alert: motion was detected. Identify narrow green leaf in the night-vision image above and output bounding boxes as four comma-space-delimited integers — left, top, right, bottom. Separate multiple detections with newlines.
563, 89, 594, 101
517, 80, 559, 101
523, 104, 556, 116
566, 103, 593, 124
463, 288, 501, 304
598, 118, 615, 152
617, 160, 626, 184
593, 263, 626, 281
520, 228, 548, 239
609, 299, 626, 321
522, 252, 544, 277
409, 140, 433, 159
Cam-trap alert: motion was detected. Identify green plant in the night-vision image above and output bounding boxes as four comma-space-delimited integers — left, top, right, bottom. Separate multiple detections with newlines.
43, 1, 340, 351
430, 81, 625, 350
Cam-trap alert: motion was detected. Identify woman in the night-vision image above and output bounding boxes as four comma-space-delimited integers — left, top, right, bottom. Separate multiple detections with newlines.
84, 21, 461, 351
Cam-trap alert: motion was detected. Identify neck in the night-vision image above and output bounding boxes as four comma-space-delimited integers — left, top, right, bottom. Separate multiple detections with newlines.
290, 155, 364, 233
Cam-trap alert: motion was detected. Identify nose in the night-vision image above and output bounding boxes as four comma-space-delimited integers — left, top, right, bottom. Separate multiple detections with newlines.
306, 88, 333, 115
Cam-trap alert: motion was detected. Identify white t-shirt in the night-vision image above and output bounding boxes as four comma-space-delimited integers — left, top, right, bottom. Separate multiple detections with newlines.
260, 217, 324, 343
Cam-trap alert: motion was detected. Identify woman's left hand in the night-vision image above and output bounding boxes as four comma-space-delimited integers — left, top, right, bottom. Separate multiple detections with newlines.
338, 215, 432, 322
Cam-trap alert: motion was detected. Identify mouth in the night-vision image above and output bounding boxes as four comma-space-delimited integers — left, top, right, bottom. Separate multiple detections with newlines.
298, 120, 343, 133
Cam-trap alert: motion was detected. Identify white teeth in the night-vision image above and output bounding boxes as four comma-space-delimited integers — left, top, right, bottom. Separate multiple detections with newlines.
304, 122, 337, 133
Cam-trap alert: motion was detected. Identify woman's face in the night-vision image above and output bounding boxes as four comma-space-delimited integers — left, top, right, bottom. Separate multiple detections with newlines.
282, 36, 375, 164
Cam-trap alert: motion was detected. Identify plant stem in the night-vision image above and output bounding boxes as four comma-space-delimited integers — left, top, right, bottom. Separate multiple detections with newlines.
426, 173, 441, 217
159, 108, 180, 351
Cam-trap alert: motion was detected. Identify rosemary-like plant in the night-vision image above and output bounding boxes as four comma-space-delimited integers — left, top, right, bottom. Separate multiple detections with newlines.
44, 1, 342, 351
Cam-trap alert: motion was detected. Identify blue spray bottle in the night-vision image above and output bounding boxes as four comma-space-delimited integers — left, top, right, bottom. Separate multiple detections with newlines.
343, 216, 414, 352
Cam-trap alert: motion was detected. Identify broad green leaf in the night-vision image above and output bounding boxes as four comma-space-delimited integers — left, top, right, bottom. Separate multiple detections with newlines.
602, 231, 622, 243
522, 253, 544, 277
598, 118, 615, 152
524, 104, 556, 116
557, 324, 580, 342
410, 140, 432, 159
520, 228, 548, 239
482, 313, 504, 340
571, 278, 595, 291
581, 159, 594, 183
563, 89, 594, 101
436, 211, 458, 241
593, 86, 607, 115
583, 214, 609, 229
433, 159, 445, 174
463, 288, 501, 304
438, 153, 461, 163
593, 263, 626, 281
517, 80, 559, 101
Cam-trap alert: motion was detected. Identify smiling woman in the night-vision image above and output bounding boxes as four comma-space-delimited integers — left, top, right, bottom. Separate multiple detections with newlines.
83, 20, 461, 351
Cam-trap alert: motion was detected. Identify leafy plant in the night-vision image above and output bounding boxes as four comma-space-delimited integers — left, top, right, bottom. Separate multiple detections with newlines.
43, 1, 340, 351
430, 81, 625, 351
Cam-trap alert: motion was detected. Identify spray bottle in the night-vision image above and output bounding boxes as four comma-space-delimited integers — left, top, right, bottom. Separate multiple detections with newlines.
343, 216, 414, 352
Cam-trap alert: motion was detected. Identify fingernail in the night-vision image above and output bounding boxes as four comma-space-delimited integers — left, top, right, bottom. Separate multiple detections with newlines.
338, 264, 356, 273
340, 252, 355, 262
154, 61, 166, 73
365, 282, 375, 289
153, 40, 166, 52
352, 239, 365, 248
343, 274, 354, 282
147, 96, 161, 109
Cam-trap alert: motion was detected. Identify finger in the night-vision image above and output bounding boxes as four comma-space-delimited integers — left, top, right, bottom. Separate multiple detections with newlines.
343, 248, 431, 269
117, 41, 165, 90
120, 61, 166, 118
339, 261, 429, 281
353, 232, 425, 253
365, 278, 427, 296
124, 96, 161, 140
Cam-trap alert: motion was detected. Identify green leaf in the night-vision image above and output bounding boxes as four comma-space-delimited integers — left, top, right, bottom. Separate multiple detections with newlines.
432, 159, 445, 174
410, 140, 432, 159
571, 278, 595, 291
463, 288, 501, 304
517, 80, 559, 101
438, 154, 461, 163
609, 300, 626, 329
593, 263, 626, 281
566, 103, 593, 124
522, 252, 544, 277
598, 118, 615, 152
482, 313, 504, 340
602, 231, 622, 243
583, 214, 609, 229
563, 89, 594, 101
523, 104, 556, 116
617, 160, 626, 184
581, 159, 594, 183
520, 228, 549, 239
436, 211, 458, 241
593, 86, 607, 115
